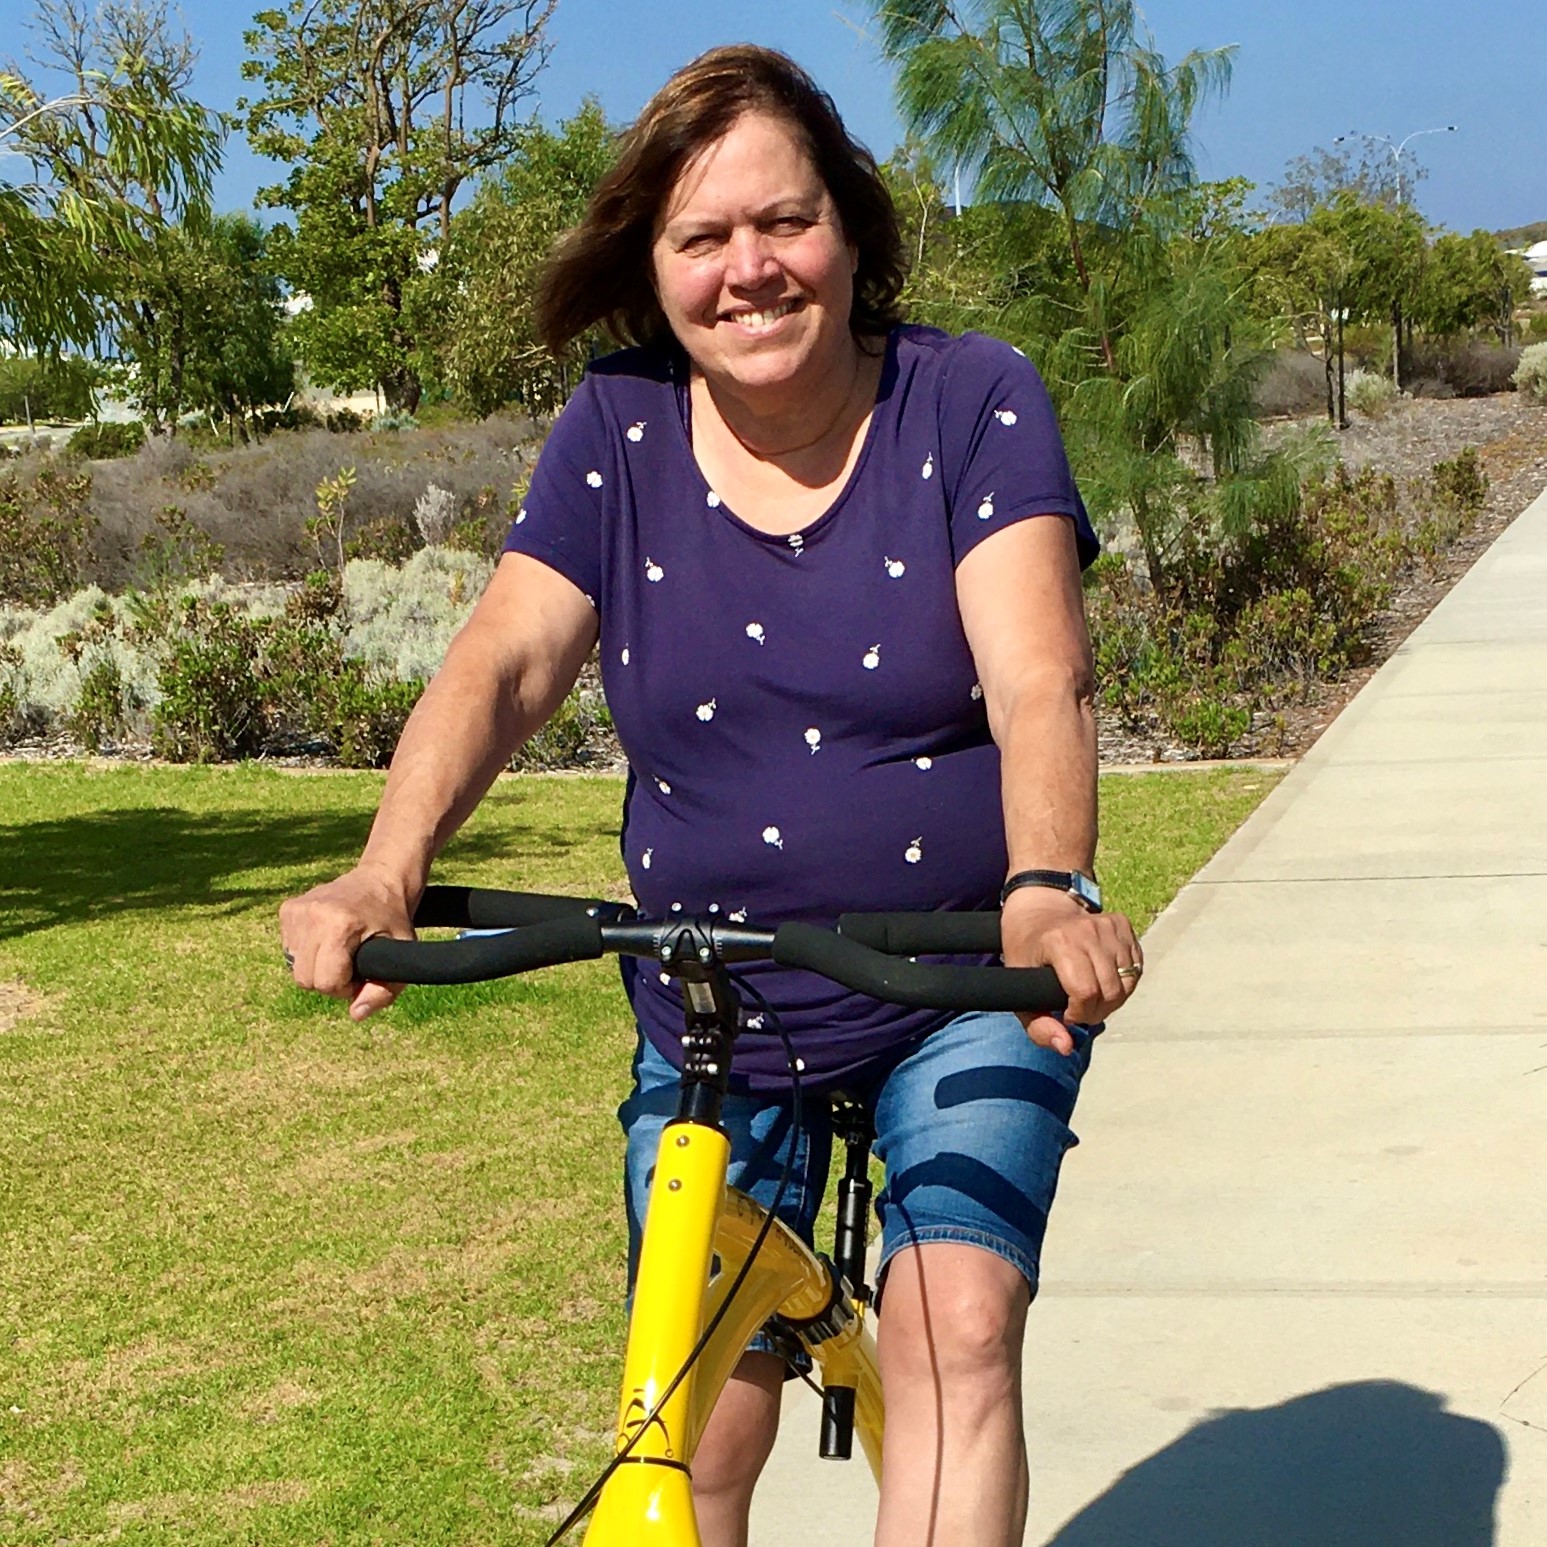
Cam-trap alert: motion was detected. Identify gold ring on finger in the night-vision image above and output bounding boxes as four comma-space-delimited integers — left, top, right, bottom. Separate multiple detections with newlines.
1117, 964, 1142, 980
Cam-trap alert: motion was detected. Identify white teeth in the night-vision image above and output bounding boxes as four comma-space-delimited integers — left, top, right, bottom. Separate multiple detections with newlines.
728, 300, 797, 329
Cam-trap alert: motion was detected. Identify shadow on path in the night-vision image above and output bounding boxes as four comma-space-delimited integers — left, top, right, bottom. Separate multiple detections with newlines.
1043, 1381, 1506, 1547
0, 804, 618, 939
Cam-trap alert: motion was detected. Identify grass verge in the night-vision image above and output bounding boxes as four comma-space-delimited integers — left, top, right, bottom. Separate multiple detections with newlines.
0, 760, 1279, 1542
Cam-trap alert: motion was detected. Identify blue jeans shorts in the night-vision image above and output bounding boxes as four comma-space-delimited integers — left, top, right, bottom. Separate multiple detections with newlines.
617, 1010, 1099, 1353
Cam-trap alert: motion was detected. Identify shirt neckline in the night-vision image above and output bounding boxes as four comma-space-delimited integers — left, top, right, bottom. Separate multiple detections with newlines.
671, 329, 899, 545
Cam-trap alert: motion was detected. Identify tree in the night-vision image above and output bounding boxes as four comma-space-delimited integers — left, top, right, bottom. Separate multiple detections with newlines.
1263, 137, 1413, 224
870, 0, 1298, 597
113, 213, 296, 435
423, 100, 613, 416
874, 0, 1234, 374
1416, 231, 1532, 347
242, 0, 556, 411
0, 0, 223, 355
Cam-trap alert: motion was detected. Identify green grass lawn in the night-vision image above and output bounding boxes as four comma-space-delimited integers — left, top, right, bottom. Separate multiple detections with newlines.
0, 760, 1279, 1543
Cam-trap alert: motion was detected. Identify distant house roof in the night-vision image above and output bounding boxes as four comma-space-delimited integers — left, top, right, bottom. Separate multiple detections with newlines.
1525, 239, 1547, 266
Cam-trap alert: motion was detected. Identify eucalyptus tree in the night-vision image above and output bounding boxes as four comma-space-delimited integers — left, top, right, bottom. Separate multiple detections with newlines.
870, 0, 1299, 597
0, 0, 222, 355
242, 0, 556, 412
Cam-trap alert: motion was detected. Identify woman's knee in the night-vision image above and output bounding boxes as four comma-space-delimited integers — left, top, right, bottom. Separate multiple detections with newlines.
692, 1351, 784, 1501
878, 1243, 1031, 1391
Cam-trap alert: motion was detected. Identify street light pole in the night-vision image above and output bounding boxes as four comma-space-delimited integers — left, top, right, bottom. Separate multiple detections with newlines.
1333, 125, 1458, 392
1334, 124, 1458, 206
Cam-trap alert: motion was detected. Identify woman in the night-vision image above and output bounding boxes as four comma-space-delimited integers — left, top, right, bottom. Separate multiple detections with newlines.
281, 45, 1142, 1547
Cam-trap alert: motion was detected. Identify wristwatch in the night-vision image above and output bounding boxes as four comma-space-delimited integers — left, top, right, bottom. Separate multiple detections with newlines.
999, 868, 1103, 914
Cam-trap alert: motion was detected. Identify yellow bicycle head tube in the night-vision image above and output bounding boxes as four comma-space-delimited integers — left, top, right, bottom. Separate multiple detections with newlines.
584, 1118, 729, 1546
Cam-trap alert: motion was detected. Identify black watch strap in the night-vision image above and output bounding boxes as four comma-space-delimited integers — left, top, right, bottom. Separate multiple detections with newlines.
999, 868, 1102, 913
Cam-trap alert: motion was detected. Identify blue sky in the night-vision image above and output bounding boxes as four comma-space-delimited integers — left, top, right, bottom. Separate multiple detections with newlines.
5, 0, 1543, 235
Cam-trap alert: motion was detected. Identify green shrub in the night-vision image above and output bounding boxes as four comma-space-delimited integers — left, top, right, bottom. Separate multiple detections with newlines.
0, 641, 23, 741
1514, 342, 1547, 403
0, 467, 98, 606
372, 410, 419, 433
512, 684, 614, 771
132, 506, 227, 593
344, 516, 417, 565
70, 656, 132, 752
66, 420, 146, 460
1430, 446, 1488, 521
313, 667, 423, 768
1345, 369, 1396, 418
149, 600, 271, 762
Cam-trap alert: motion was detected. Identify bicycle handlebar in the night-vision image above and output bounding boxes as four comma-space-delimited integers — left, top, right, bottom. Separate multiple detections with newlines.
353, 885, 1067, 1014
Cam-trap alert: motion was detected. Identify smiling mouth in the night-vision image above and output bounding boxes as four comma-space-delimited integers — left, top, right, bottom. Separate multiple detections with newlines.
721, 299, 802, 330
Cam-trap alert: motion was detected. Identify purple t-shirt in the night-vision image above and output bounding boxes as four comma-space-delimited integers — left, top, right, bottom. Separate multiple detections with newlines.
505, 324, 1096, 1090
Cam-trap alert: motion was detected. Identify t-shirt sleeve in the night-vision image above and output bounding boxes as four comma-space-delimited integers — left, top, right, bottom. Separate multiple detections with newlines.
501, 375, 607, 607
938, 332, 1100, 569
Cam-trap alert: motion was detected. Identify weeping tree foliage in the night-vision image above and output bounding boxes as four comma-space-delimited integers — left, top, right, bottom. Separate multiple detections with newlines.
0, 0, 223, 355
871, 0, 1316, 596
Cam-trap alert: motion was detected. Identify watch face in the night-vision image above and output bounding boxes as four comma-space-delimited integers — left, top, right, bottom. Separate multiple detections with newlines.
1071, 873, 1102, 912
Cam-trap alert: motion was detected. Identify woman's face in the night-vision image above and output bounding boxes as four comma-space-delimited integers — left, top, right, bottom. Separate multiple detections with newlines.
651, 111, 858, 404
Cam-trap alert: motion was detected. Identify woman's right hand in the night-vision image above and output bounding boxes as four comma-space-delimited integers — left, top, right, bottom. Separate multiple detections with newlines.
278, 864, 418, 1021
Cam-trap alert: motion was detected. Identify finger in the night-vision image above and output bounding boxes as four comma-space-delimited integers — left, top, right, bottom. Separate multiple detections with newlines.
349, 979, 403, 1021
1019, 1011, 1076, 1056
1044, 938, 1116, 1026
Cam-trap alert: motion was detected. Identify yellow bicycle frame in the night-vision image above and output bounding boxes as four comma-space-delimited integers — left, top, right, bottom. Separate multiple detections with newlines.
582, 1116, 884, 1545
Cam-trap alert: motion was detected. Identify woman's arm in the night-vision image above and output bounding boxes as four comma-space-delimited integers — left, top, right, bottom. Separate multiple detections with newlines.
956, 515, 1142, 1051
279, 551, 598, 1019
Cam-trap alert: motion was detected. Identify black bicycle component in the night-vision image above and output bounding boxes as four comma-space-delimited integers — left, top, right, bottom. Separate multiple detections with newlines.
772, 921, 1066, 1013
350, 888, 1065, 1014
356, 913, 606, 983
659, 920, 744, 1128
820, 1099, 876, 1461
772, 1253, 856, 1348
414, 885, 636, 930
836, 910, 1002, 955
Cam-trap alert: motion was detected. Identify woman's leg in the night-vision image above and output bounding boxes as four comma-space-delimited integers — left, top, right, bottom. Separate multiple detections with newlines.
690, 1350, 786, 1547
864, 1011, 1100, 1546
873, 1242, 1031, 1547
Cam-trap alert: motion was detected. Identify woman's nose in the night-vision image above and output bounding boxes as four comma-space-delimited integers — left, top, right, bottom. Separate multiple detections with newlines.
723, 227, 779, 289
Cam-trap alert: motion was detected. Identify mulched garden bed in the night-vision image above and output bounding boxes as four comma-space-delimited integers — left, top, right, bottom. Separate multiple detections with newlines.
7, 394, 1546, 772
1097, 392, 1547, 766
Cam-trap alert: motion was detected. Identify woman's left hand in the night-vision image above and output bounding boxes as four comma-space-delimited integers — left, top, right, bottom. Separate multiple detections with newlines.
999, 885, 1144, 1054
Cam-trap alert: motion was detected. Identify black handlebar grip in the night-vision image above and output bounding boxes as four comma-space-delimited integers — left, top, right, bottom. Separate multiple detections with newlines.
355, 913, 605, 984
412, 885, 630, 931
773, 923, 1065, 1014
836, 911, 1002, 955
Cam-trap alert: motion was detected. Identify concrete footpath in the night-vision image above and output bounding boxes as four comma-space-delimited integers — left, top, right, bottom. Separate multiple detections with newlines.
752, 483, 1547, 1545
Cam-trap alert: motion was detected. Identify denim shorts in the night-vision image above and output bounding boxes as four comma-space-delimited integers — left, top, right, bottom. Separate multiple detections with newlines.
617, 1011, 1099, 1347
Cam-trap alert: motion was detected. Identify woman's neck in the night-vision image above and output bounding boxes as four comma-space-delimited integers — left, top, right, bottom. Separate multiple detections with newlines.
697, 338, 874, 464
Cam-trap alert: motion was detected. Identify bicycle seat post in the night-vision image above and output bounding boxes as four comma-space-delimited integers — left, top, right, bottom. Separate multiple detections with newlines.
820, 1099, 876, 1461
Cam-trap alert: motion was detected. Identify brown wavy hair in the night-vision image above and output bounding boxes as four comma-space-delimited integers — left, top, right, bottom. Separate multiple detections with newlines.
536, 45, 906, 354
